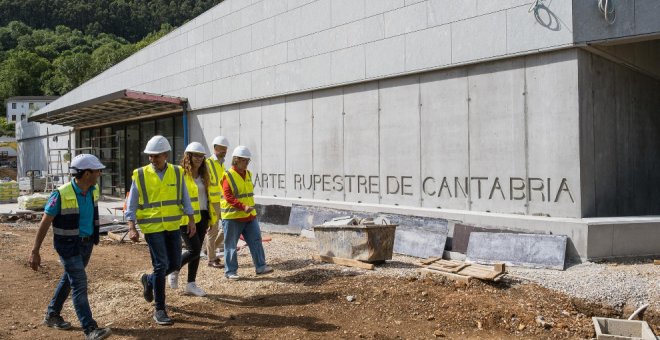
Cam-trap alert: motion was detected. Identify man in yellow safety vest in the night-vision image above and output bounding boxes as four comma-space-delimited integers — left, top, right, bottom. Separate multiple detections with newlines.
125, 135, 195, 326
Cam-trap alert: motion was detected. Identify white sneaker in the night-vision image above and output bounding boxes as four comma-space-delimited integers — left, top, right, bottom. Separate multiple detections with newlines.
184, 282, 206, 297
167, 271, 179, 289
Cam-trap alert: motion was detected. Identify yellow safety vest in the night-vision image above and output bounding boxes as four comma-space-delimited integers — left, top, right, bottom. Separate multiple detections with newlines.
52, 182, 100, 238
181, 172, 201, 225
133, 163, 184, 234
206, 157, 224, 224
220, 168, 256, 220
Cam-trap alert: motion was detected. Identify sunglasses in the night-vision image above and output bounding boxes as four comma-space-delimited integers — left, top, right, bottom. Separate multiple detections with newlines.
191, 154, 205, 159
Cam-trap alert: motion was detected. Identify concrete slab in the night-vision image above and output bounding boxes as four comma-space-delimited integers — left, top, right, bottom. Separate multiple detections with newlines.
451, 224, 525, 253
466, 232, 567, 270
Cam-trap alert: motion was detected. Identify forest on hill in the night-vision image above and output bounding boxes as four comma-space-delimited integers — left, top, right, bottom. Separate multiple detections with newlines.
0, 0, 223, 117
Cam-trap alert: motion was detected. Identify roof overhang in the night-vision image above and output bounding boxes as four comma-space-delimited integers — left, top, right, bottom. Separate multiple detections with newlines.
28, 90, 187, 129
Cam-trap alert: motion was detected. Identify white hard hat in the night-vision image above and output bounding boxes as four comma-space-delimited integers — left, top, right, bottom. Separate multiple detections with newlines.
212, 136, 230, 147
69, 154, 105, 174
232, 145, 252, 159
185, 142, 206, 154
143, 135, 171, 154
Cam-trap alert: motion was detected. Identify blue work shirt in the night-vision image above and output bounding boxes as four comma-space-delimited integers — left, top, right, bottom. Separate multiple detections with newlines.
124, 162, 194, 222
44, 180, 95, 237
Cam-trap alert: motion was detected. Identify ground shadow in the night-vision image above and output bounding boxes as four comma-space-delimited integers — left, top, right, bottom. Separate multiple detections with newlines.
272, 267, 362, 286
378, 260, 419, 270
111, 326, 231, 339
272, 258, 315, 271
227, 312, 339, 332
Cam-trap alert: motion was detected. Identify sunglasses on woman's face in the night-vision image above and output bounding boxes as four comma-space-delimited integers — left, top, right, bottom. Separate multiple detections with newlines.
191, 154, 205, 159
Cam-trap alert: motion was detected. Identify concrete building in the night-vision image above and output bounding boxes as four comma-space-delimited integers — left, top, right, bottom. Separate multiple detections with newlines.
5, 96, 58, 123
26, 0, 660, 260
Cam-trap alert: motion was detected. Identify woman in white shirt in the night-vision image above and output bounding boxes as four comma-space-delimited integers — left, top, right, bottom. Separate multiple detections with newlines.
168, 142, 212, 296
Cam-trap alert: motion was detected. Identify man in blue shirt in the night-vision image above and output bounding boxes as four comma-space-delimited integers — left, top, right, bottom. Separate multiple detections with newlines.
28, 154, 112, 340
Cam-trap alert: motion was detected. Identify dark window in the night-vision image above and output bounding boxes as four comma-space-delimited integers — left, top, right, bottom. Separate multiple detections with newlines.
20, 114, 25, 120
11, 103, 16, 109
11, 115, 16, 121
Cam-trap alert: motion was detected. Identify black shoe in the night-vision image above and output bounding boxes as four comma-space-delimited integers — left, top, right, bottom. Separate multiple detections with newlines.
85, 327, 112, 340
43, 313, 72, 330
153, 309, 173, 325
140, 274, 153, 303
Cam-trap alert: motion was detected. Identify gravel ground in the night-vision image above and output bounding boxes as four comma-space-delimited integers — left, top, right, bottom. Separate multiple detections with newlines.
260, 224, 659, 314
508, 260, 659, 313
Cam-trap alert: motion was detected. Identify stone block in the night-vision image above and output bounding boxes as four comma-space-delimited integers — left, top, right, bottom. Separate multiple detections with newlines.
451, 11, 506, 63
383, 2, 427, 38
331, 0, 366, 27
427, 0, 477, 26
405, 24, 451, 71
331, 45, 366, 84
365, 35, 405, 78
365, 0, 404, 17
466, 232, 568, 269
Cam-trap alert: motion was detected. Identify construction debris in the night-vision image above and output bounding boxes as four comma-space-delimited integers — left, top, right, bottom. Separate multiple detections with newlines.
592, 317, 656, 340
17, 193, 50, 211
654, 260, 659, 265
0, 212, 42, 223
417, 258, 505, 283
0, 180, 19, 203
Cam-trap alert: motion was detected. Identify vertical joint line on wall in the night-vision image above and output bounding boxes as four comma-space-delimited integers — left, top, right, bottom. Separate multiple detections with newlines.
418, 77, 423, 207
466, 70, 472, 211
377, 80, 382, 204
523, 60, 530, 215
341, 87, 346, 202
311, 92, 315, 200
284, 97, 287, 197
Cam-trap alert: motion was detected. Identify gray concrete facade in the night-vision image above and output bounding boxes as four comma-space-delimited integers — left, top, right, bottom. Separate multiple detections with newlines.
191, 49, 584, 218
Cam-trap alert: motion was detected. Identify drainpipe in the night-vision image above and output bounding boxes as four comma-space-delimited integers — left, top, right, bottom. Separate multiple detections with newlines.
182, 104, 189, 146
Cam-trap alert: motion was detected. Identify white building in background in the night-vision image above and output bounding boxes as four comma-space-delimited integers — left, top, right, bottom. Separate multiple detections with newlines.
25, 0, 660, 261
5, 96, 58, 122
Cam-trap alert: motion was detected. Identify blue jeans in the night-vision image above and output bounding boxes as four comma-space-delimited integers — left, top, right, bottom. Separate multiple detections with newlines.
144, 229, 182, 311
47, 239, 97, 332
222, 218, 267, 275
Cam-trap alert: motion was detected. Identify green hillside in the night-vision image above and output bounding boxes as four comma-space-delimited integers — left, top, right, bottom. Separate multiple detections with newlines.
0, 0, 223, 117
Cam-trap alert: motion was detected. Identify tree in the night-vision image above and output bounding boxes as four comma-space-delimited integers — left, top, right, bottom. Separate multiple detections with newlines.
42, 51, 91, 95
0, 50, 50, 98
0, 117, 15, 137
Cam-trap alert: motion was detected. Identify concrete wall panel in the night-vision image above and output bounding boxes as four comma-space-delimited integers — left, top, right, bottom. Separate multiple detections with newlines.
312, 88, 344, 201
365, 0, 404, 17
331, 45, 366, 84
239, 102, 263, 195
405, 24, 451, 71
383, 2, 428, 38
219, 105, 240, 170
332, 0, 366, 27
451, 11, 507, 63
525, 50, 580, 217
285, 93, 314, 198
343, 82, 380, 204
260, 98, 287, 197
420, 68, 469, 210
379, 76, 421, 206
506, 3, 573, 54
365, 35, 405, 78
468, 59, 526, 214
428, 0, 477, 26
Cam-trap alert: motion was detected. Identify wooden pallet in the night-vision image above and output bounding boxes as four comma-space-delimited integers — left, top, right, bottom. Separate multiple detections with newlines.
312, 254, 375, 270
418, 258, 505, 282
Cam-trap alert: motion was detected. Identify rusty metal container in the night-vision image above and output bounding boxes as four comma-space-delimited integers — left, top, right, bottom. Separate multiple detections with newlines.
313, 223, 397, 262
